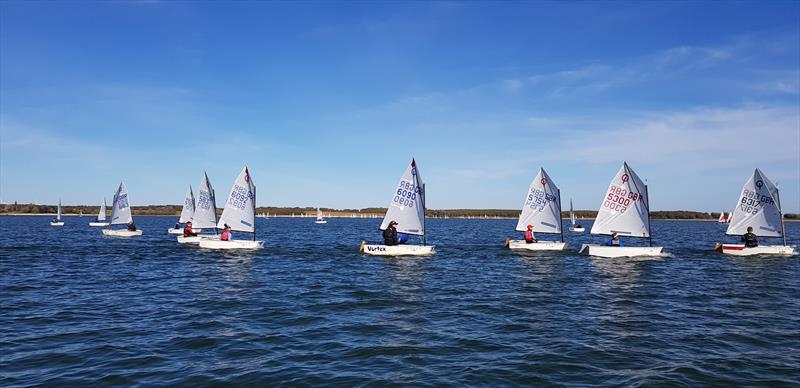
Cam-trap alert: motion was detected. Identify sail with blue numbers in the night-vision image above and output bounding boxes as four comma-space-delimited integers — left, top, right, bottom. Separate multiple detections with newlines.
726, 169, 783, 237
515, 168, 561, 233
217, 166, 256, 233
178, 185, 195, 223
379, 159, 426, 236
192, 172, 217, 229
110, 181, 133, 225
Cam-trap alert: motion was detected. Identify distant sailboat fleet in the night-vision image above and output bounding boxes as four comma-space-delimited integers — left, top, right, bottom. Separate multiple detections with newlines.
46, 161, 795, 257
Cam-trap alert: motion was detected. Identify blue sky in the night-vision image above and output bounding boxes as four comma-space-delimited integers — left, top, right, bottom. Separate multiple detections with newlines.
1, 1, 798, 212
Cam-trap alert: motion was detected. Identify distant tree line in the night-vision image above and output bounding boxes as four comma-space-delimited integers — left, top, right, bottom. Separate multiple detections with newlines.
1, 203, 798, 220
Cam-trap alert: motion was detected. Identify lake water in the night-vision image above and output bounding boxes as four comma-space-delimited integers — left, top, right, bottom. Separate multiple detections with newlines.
1, 216, 798, 385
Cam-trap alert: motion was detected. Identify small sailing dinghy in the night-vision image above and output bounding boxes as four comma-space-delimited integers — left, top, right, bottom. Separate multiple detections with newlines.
169, 186, 202, 235
89, 198, 110, 226
579, 162, 663, 258
50, 199, 65, 226
717, 211, 728, 223
568, 198, 585, 232
360, 159, 434, 256
102, 181, 143, 237
505, 168, 566, 251
315, 208, 327, 224
716, 169, 796, 256
198, 166, 263, 249
178, 173, 220, 244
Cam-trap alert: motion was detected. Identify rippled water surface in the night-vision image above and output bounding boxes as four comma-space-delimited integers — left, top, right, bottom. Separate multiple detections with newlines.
1, 216, 799, 386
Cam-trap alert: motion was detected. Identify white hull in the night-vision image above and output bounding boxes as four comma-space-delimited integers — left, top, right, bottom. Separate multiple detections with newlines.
89, 222, 110, 227
102, 229, 144, 237
198, 239, 264, 250
177, 235, 220, 244
360, 242, 435, 256
168, 228, 201, 235
579, 244, 663, 258
507, 240, 567, 251
315, 220, 327, 224
569, 226, 585, 232
718, 244, 796, 256
50, 221, 65, 227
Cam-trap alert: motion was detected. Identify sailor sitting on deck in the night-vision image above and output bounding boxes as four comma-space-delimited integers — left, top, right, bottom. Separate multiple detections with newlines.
174, 222, 181, 229
741, 226, 758, 248
220, 224, 232, 241
383, 220, 399, 245
607, 232, 622, 246
127, 221, 137, 231
524, 224, 537, 243
183, 221, 198, 237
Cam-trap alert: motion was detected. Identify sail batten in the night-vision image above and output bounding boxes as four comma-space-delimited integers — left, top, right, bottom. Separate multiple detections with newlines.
726, 169, 783, 237
590, 162, 651, 238
515, 168, 561, 234
380, 159, 425, 236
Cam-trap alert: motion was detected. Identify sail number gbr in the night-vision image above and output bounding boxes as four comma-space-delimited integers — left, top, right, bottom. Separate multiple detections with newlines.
739, 189, 774, 215
394, 180, 419, 208
604, 185, 641, 213
525, 188, 556, 211
116, 194, 129, 209
228, 184, 252, 211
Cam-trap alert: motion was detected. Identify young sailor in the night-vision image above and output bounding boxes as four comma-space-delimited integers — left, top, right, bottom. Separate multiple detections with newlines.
383, 220, 399, 245
741, 226, 758, 247
524, 224, 536, 243
127, 221, 137, 231
607, 232, 621, 246
220, 224, 232, 241
183, 221, 198, 237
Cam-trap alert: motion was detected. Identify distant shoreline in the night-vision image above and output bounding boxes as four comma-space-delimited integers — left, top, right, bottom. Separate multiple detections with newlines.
2, 213, 798, 222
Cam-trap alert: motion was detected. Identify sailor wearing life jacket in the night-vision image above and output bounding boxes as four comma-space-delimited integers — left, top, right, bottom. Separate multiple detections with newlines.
524, 224, 536, 243
183, 221, 198, 237
383, 220, 399, 245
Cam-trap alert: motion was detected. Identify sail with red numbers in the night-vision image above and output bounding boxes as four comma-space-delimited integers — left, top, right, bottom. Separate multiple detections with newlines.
590, 162, 651, 238
726, 169, 783, 237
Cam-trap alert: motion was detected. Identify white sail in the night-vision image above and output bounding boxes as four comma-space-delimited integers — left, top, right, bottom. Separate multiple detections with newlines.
379, 159, 425, 236
57, 199, 62, 221
727, 211, 733, 223
97, 198, 107, 221
726, 169, 783, 237
316, 208, 324, 221
570, 198, 577, 226
178, 185, 195, 223
590, 162, 651, 237
515, 168, 562, 234
217, 166, 256, 233
192, 172, 218, 229
110, 181, 133, 225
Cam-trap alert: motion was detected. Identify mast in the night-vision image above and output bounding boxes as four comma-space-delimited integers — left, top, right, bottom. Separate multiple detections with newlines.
558, 188, 564, 242
422, 183, 427, 246
252, 172, 256, 242
776, 186, 787, 246
645, 183, 653, 247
